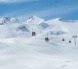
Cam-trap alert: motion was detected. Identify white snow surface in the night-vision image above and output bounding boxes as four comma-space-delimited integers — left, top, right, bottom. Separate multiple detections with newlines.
0, 16, 78, 69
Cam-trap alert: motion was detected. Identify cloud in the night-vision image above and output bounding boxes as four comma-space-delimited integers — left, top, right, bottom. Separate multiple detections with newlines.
0, 0, 36, 3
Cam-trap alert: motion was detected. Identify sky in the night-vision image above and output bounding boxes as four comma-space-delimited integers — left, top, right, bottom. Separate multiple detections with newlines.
0, 0, 78, 21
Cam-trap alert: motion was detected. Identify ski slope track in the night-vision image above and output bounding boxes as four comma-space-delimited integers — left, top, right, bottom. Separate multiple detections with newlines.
0, 16, 78, 69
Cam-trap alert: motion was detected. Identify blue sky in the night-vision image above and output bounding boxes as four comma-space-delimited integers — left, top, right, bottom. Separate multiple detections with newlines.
0, 0, 78, 21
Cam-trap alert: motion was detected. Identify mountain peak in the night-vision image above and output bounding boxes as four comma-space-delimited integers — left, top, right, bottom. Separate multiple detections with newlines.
26, 15, 44, 25
0, 17, 19, 24
31, 15, 38, 18
10, 18, 19, 23
29, 15, 41, 20
54, 18, 64, 21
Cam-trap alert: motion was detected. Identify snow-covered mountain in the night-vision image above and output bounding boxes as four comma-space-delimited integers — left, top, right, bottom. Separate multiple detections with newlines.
0, 15, 77, 38
0, 15, 78, 69
0, 16, 70, 38
0, 17, 19, 25
25, 15, 44, 25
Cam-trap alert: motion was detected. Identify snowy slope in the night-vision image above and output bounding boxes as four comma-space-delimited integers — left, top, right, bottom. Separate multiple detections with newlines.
0, 16, 78, 69
0, 17, 30, 38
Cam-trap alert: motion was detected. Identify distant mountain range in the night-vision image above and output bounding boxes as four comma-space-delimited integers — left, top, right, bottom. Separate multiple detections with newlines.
0, 15, 77, 38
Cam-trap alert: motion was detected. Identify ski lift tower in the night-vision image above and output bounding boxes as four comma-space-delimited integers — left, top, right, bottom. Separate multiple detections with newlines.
72, 35, 77, 46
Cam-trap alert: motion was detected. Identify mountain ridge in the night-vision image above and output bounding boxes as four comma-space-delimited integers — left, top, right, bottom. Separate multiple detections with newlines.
0, 15, 77, 38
